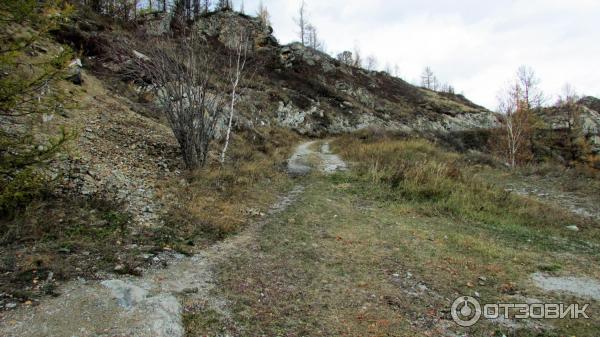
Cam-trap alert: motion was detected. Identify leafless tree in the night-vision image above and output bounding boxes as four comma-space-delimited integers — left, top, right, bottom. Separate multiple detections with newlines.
393, 64, 400, 77
294, 0, 308, 45
220, 30, 250, 164
336, 51, 353, 66
421, 66, 435, 90
384, 63, 392, 75
193, 0, 201, 16
353, 45, 363, 68
365, 55, 378, 71
184, 0, 191, 18
257, 0, 270, 26
88, 0, 140, 20
202, 0, 211, 13
216, 0, 232, 10
130, 34, 223, 168
517, 65, 544, 109
305, 24, 323, 51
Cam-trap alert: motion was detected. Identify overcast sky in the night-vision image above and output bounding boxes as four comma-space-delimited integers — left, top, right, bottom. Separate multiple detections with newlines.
237, 0, 599, 109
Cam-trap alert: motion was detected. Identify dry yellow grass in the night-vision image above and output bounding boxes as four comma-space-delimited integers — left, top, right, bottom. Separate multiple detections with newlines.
160, 128, 300, 244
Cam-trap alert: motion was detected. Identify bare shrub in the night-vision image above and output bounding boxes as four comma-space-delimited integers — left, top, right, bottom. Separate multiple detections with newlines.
130, 33, 223, 169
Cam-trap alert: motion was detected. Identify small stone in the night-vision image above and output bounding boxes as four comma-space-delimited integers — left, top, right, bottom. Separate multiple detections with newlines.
6, 303, 16, 309
566, 225, 580, 232
114, 264, 125, 272
392, 273, 400, 278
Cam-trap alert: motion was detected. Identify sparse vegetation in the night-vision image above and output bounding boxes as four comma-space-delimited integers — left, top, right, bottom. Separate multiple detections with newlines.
331, 132, 594, 245
196, 133, 599, 337
0, 2, 598, 336
162, 127, 299, 242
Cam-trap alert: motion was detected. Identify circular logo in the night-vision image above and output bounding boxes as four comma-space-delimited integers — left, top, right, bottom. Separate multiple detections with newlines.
451, 296, 482, 327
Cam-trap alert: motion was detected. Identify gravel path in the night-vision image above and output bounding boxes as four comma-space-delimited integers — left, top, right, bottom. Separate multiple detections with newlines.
0, 141, 346, 337
287, 140, 347, 175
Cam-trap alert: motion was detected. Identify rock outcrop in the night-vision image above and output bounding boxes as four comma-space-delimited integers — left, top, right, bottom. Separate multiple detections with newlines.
58, 10, 499, 138
259, 40, 499, 135
539, 96, 600, 155
579, 97, 600, 152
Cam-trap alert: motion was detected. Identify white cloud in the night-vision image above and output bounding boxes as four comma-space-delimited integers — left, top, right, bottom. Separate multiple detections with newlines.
241, 0, 600, 109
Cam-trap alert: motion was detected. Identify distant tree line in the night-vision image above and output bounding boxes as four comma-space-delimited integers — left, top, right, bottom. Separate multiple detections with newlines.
420, 66, 455, 94
78, 0, 241, 21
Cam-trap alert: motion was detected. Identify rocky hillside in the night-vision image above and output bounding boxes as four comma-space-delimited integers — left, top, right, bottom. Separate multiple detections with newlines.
55, 10, 499, 137
539, 96, 600, 155
579, 96, 600, 152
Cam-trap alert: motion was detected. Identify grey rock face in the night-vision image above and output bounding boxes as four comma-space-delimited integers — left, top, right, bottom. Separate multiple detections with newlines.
261, 37, 499, 135
540, 102, 600, 154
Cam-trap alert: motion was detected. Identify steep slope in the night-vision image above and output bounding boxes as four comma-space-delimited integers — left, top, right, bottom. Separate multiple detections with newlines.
196, 11, 499, 135
54, 10, 499, 137
0, 16, 299, 309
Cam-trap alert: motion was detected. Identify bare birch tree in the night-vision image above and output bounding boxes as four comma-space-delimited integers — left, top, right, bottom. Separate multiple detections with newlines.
220, 31, 250, 164
497, 82, 531, 168
129, 34, 223, 168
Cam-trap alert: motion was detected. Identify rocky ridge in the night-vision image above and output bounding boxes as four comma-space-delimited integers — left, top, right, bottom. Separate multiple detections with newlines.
57, 10, 500, 138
